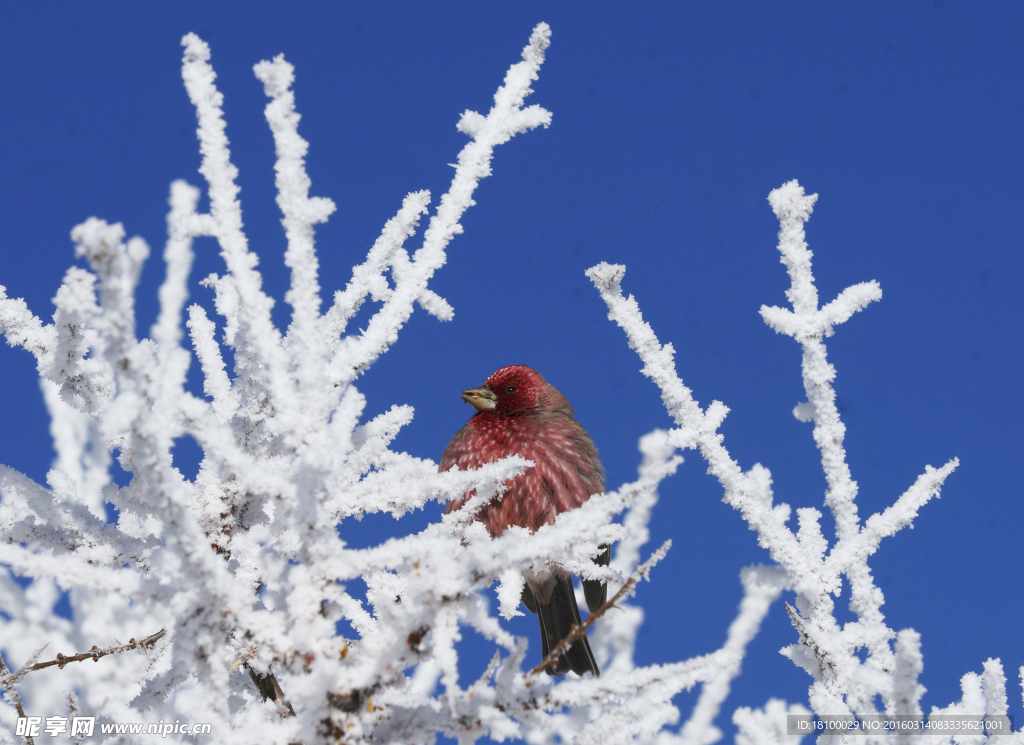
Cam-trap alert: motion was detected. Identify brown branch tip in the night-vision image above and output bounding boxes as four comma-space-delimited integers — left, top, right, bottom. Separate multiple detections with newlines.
529, 540, 671, 676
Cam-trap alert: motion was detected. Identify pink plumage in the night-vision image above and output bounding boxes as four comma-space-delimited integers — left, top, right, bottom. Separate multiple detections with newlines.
440, 365, 608, 676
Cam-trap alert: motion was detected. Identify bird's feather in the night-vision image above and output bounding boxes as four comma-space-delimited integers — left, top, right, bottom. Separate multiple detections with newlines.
440, 365, 606, 676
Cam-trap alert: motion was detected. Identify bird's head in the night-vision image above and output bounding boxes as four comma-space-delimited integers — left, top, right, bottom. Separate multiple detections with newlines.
461, 365, 547, 416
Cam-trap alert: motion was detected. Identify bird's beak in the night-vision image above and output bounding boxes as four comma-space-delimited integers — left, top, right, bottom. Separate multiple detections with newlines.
461, 385, 496, 412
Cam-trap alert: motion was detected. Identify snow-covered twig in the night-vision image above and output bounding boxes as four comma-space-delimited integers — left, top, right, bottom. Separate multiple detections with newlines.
530, 540, 671, 676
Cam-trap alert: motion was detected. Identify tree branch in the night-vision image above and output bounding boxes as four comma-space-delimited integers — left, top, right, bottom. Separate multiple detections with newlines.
0, 651, 32, 745
1, 629, 166, 685
529, 541, 670, 676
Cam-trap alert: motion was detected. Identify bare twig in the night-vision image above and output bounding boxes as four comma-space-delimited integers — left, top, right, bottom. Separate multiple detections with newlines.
529, 541, 671, 676
0, 629, 166, 687
1, 630, 166, 744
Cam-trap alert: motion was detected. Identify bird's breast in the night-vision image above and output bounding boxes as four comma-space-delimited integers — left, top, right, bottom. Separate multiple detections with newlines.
441, 412, 603, 535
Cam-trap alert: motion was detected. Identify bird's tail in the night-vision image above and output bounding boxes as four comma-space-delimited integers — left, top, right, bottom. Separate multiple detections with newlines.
529, 575, 599, 677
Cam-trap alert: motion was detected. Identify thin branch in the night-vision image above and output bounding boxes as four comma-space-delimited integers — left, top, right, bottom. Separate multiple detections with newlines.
529, 541, 670, 676
0, 651, 32, 745
1, 629, 166, 686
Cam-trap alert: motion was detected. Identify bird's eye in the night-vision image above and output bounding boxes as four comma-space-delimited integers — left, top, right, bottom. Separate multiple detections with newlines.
506, 386, 517, 394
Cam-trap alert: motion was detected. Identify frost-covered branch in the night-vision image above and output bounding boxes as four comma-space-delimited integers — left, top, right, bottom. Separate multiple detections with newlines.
670, 566, 790, 745
0, 22, 724, 744
324, 23, 553, 384
585, 179, 1010, 744
0, 652, 29, 729
529, 540, 671, 676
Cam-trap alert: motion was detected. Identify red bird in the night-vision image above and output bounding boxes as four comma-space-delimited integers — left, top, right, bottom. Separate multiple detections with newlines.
440, 365, 608, 677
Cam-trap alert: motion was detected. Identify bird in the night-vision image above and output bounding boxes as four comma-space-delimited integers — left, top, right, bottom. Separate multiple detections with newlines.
439, 365, 609, 677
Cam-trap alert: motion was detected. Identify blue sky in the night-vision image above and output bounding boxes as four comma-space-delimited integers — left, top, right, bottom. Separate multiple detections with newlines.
1, 1, 1021, 736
